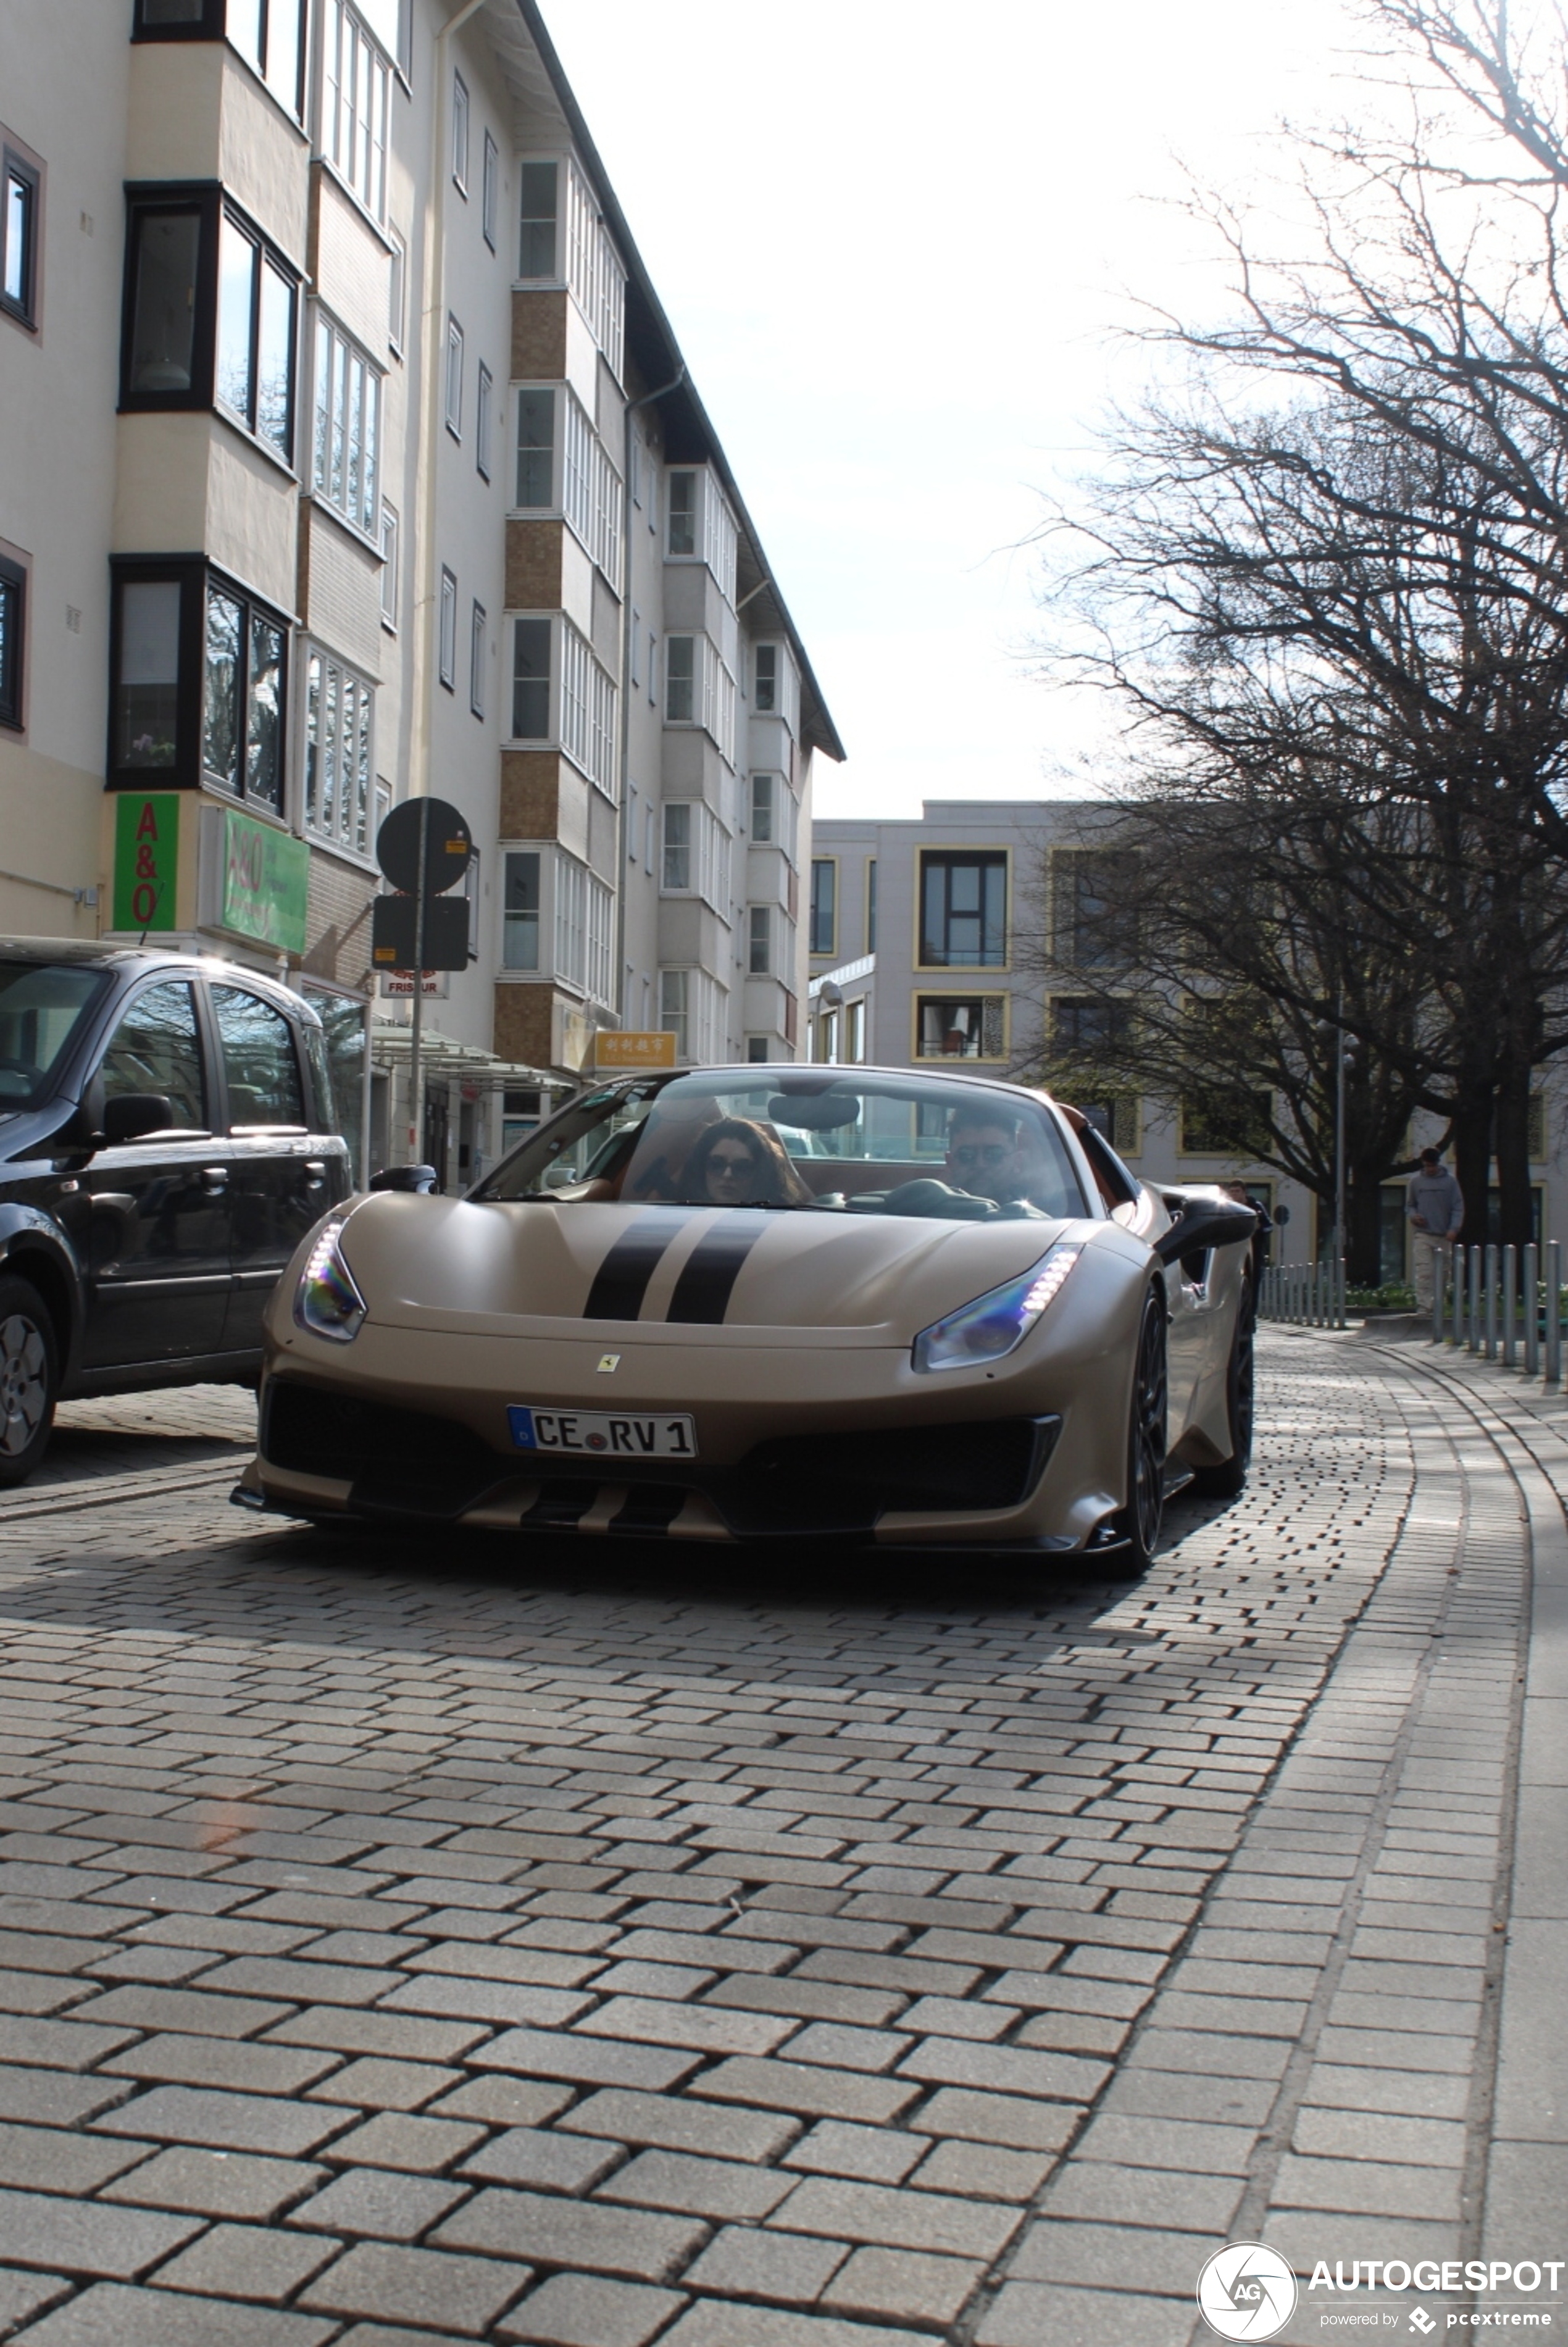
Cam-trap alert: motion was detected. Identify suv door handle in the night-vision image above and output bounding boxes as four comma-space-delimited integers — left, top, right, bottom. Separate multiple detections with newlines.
200, 1167, 229, 1193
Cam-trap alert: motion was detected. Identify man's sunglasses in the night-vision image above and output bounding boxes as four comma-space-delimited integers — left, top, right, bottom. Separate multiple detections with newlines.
951, 1143, 1011, 1167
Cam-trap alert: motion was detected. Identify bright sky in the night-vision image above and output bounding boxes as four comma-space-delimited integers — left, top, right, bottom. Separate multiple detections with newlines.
538, 0, 1402, 819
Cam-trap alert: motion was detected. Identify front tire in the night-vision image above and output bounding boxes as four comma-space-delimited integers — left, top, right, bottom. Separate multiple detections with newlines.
1192, 1275, 1254, 1499
0, 1278, 59, 1488
1114, 1287, 1167, 1570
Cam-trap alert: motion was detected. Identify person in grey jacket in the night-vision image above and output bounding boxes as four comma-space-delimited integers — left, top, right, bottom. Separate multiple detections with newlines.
1408, 1148, 1465, 1311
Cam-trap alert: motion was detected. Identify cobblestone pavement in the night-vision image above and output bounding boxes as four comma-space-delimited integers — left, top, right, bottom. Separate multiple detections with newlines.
0, 1331, 1558, 2347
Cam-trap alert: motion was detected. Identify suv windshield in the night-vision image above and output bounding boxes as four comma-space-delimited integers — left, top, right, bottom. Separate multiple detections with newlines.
0, 962, 111, 1111
476, 1069, 1088, 1222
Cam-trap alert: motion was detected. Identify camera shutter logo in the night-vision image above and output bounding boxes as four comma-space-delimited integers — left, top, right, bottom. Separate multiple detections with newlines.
1196, 2243, 1298, 2341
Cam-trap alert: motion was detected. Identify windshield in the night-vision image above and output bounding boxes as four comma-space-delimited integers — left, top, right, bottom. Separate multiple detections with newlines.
0, 962, 111, 1111
476, 1069, 1089, 1222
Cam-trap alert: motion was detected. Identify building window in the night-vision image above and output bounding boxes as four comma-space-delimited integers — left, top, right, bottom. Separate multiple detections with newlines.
1049, 995, 1130, 1055
215, 210, 296, 460
444, 315, 463, 436
511, 616, 549, 739
379, 500, 398, 628
1179, 1094, 1272, 1156
439, 568, 457, 690
134, 0, 303, 102
322, 0, 390, 223
660, 969, 688, 1061
470, 601, 486, 719
662, 802, 731, 910
122, 189, 298, 448
0, 551, 25, 732
919, 850, 1007, 967
750, 772, 774, 841
503, 850, 540, 969
135, 0, 226, 30
630, 614, 641, 691
109, 558, 285, 802
754, 642, 777, 711
303, 643, 373, 854
917, 996, 1006, 1061
1053, 847, 1138, 968
809, 859, 836, 957
451, 72, 469, 194
866, 860, 877, 953
668, 470, 696, 557
518, 159, 558, 278
2, 145, 40, 331
514, 386, 553, 507
647, 632, 656, 705
663, 635, 733, 759
202, 582, 285, 807
482, 130, 499, 250
475, 361, 493, 481
748, 905, 771, 977
388, 227, 405, 355
844, 999, 867, 1064
311, 311, 380, 536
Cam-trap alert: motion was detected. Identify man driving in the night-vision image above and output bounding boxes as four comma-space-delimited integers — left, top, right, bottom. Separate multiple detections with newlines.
945, 1105, 1024, 1204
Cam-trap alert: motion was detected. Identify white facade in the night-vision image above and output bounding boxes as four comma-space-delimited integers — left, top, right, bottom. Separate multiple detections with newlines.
0, 0, 840, 1187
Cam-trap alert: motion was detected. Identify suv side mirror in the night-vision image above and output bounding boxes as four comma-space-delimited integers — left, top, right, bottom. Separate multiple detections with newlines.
52, 1072, 107, 1158
102, 1093, 175, 1146
1153, 1196, 1258, 1266
369, 1164, 439, 1194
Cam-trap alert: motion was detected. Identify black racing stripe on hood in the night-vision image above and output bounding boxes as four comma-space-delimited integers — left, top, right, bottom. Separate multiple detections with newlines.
583, 1210, 691, 1320
665, 1212, 770, 1325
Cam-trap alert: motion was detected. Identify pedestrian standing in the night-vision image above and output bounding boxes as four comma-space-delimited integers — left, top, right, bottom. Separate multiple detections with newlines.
1407, 1147, 1464, 1312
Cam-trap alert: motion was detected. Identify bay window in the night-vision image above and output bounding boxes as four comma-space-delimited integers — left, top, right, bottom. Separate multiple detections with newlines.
507, 614, 617, 798
503, 851, 540, 969
515, 386, 553, 507
512, 385, 620, 584
750, 772, 774, 841
303, 643, 373, 854
748, 906, 771, 977
664, 635, 735, 762
754, 643, 778, 711
518, 159, 558, 278
133, 0, 302, 115
109, 558, 286, 807
322, 0, 390, 222
664, 465, 737, 603
311, 312, 380, 533
662, 802, 731, 911
659, 969, 722, 1065
501, 849, 611, 1003
122, 188, 298, 449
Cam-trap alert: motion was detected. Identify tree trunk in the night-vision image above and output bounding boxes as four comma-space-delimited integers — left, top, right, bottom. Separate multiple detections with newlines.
1451, 1085, 1493, 1249
1347, 1172, 1385, 1286
1495, 1059, 1535, 1261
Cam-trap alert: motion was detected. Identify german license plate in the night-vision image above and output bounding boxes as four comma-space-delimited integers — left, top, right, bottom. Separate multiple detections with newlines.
507, 1405, 698, 1459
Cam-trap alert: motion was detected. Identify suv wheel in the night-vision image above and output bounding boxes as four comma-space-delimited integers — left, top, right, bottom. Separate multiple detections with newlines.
0, 1278, 59, 1487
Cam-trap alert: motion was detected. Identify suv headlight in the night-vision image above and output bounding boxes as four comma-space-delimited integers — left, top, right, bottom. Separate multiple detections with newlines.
294, 1218, 367, 1343
912, 1243, 1082, 1374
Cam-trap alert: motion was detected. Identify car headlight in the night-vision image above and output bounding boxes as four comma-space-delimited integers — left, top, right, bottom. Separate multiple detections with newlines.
294, 1218, 367, 1343
912, 1243, 1083, 1374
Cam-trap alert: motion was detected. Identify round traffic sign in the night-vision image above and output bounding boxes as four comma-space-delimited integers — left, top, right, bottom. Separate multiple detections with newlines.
376, 798, 472, 894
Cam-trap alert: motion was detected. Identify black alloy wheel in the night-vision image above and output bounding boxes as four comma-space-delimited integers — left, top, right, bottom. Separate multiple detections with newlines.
0, 1277, 59, 1488
1114, 1286, 1167, 1571
1193, 1274, 1255, 1498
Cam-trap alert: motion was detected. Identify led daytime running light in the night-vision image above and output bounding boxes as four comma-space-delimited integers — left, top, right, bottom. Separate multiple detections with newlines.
294, 1219, 367, 1343
912, 1242, 1083, 1374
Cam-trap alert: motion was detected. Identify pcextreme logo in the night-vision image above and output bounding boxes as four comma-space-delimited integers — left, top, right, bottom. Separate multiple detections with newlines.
1198, 2243, 1300, 2340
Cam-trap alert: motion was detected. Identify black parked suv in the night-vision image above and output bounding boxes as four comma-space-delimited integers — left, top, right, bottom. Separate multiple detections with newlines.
0, 941, 352, 1485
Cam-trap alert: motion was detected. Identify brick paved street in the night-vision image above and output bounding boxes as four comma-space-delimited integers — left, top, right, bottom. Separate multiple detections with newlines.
0, 1331, 1559, 2346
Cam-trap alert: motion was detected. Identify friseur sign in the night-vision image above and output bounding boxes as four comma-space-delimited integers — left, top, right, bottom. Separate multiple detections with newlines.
204, 805, 310, 955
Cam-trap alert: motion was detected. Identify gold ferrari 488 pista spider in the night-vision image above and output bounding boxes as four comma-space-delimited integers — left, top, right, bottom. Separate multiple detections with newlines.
237, 1064, 1259, 1569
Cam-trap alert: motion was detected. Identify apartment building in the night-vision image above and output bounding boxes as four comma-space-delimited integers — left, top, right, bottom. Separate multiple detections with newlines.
0, 0, 839, 1183
809, 798, 1566, 1275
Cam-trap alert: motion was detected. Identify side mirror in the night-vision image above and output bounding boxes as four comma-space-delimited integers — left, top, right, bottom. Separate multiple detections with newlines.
1153, 1196, 1259, 1266
102, 1092, 175, 1146
369, 1164, 439, 1194
52, 1072, 107, 1157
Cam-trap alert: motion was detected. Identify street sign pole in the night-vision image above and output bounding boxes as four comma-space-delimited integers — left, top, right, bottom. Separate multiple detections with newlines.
409, 799, 428, 1161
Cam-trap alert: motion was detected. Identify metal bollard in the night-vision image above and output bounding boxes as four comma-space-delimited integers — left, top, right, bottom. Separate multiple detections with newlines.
1432, 1245, 1446, 1344
1525, 1243, 1539, 1377
1484, 1244, 1498, 1359
1503, 1244, 1517, 1367
1468, 1246, 1482, 1354
1452, 1244, 1465, 1348
1548, 1241, 1563, 1388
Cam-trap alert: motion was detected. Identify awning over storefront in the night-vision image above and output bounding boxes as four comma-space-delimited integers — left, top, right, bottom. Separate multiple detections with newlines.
367, 1017, 570, 1097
